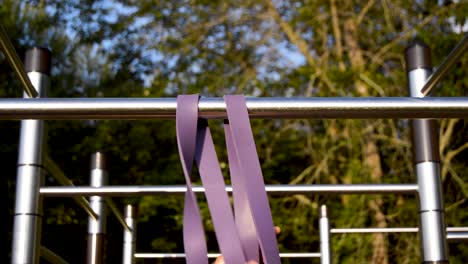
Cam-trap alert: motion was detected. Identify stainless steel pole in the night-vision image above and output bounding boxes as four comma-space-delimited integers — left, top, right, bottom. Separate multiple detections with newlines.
405, 40, 448, 263
0, 97, 468, 120
319, 205, 331, 264
122, 204, 137, 264
11, 47, 51, 264
87, 152, 107, 264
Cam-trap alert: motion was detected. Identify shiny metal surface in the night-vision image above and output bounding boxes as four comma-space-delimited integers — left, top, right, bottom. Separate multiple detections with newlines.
14, 166, 44, 214
26, 72, 49, 97
409, 69, 432, 97
446, 232, 468, 241
331, 227, 466, 236
40, 246, 69, 264
446, 227, 468, 232
87, 234, 104, 264
87, 164, 107, 264
420, 211, 447, 260
17, 120, 44, 164
408, 60, 448, 262
40, 184, 418, 197
416, 162, 443, 211
88, 169, 107, 234
331, 227, 419, 233
421, 35, 468, 96
11, 71, 48, 264
0, 24, 38, 97
122, 205, 136, 264
0, 97, 468, 119
319, 205, 331, 264
413, 153, 447, 261
11, 215, 42, 264
134, 253, 321, 258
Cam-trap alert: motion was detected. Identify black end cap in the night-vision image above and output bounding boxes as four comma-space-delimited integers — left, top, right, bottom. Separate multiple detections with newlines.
405, 39, 432, 71
412, 119, 440, 163
91, 151, 106, 170
25, 46, 51, 75
422, 261, 449, 264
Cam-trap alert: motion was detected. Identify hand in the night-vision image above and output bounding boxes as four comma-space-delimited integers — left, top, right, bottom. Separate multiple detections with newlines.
213, 256, 259, 264
212, 226, 281, 264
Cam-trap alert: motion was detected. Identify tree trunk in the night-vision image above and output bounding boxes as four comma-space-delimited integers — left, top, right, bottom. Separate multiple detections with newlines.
345, 17, 389, 264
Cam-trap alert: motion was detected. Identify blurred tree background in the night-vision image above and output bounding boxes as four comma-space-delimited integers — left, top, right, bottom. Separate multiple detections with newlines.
1, 0, 467, 263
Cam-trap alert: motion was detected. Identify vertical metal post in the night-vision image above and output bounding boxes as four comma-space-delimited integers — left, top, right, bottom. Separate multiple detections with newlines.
11, 47, 51, 264
319, 205, 331, 264
405, 40, 448, 263
87, 152, 108, 264
122, 204, 137, 264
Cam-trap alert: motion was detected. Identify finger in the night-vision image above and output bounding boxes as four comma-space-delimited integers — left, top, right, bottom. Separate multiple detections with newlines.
275, 226, 281, 235
212, 256, 224, 264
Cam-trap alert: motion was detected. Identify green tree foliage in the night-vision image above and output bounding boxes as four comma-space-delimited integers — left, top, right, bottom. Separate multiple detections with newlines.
1, 0, 467, 263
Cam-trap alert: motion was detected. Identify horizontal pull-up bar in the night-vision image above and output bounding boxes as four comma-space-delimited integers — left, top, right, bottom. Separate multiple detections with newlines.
40, 184, 418, 197
331, 228, 468, 241
331, 227, 468, 234
134, 253, 321, 259
0, 97, 467, 120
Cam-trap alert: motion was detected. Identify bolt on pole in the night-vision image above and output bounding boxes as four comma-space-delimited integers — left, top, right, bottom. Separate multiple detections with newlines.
405, 39, 448, 263
87, 152, 108, 264
11, 47, 51, 264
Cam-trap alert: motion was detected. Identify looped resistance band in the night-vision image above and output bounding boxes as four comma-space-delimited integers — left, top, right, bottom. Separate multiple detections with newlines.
176, 94, 280, 264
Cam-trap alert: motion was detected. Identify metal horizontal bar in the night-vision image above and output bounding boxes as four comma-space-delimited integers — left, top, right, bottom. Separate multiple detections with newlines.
331, 227, 468, 236
446, 227, 468, 232
447, 232, 468, 241
44, 156, 98, 219
331, 227, 418, 233
0, 24, 38, 98
134, 253, 321, 259
104, 197, 131, 231
0, 97, 468, 120
421, 34, 468, 96
40, 184, 418, 197
40, 246, 69, 264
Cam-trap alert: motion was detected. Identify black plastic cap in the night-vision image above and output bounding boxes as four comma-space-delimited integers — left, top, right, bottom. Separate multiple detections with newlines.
91, 152, 107, 170
24, 46, 51, 75
412, 119, 440, 163
405, 39, 432, 71
422, 261, 449, 264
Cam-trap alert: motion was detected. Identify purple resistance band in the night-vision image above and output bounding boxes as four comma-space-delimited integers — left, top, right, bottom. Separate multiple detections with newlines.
176, 95, 280, 264
224, 95, 280, 264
